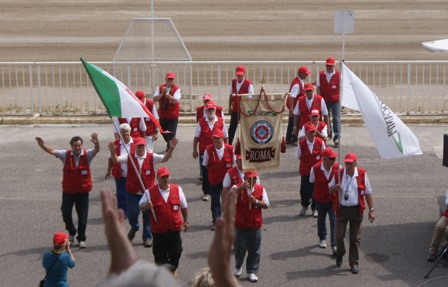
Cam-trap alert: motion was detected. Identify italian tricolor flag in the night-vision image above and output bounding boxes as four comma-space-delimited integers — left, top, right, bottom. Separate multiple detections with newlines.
81, 58, 164, 132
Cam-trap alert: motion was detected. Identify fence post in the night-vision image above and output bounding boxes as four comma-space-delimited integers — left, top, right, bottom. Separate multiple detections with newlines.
217, 64, 221, 106
29, 64, 34, 114
407, 64, 411, 115
189, 63, 193, 113
37, 64, 42, 115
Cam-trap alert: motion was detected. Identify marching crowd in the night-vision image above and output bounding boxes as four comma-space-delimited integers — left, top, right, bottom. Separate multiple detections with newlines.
36, 58, 382, 287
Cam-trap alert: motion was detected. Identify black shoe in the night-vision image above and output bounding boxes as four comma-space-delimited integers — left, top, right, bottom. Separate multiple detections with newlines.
350, 264, 359, 274
427, 253, 437, 262
127, 229, 136, 241
336, 256, 343, 267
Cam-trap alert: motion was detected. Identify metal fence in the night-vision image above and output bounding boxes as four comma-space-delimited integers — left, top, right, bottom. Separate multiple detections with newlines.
0, 61, 447, 116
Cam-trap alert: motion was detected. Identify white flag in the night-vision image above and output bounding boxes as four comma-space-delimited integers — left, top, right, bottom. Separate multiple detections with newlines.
341, 63, 422, 159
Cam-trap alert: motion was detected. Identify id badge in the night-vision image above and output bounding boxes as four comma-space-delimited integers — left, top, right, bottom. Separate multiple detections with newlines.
316, 155, 321, 160
173, 205, 179, 211
332, 85, 337, 89
81, 170, 88, 175
360, 190, 365, 195
146, 170, 151, 175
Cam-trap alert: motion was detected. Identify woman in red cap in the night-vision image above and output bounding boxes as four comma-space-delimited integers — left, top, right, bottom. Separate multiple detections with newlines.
41, 232, 75, 287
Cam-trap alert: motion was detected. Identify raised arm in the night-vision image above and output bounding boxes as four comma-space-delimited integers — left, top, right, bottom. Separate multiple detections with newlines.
162, 137, 178, 163
35, 137, 57, 156
90, 132, 100, 156
107, 142, 119, 164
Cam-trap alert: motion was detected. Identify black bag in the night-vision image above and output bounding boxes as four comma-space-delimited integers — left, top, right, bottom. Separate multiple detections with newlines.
38, 279, 45, 287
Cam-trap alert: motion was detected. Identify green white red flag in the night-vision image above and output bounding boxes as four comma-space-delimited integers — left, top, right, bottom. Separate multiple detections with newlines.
81, 58, 164, 133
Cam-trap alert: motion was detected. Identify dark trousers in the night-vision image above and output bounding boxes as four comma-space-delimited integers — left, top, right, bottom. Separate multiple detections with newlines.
152, 230, 183, 271
316, 202, 336, 246
235, 228, 262, 274
114, 176, 127, 218
61, 192, 89, 242
159, 118, 178, 150
200, 154, 210, 196
210, 183, 223, 222
335, 206, 363, 267
300, 175, 315, 210
228, 111, 239, 145
286, 115, 298, 142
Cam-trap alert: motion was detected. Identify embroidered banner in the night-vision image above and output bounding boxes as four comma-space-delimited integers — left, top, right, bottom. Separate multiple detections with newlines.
239, 91, 285, 170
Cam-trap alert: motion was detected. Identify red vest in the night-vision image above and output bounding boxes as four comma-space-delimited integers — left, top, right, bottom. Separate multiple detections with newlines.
62, 150, 92, 194
195, 105, 223, 122
148, 184, 183, 233
227, 167, 243, 186
111, 139, 135, 179
286, 77, 304, 110
231, 78, 252, 112
333, 168, 367, 216
157, 84, 180, 119
198, 117, 225, 154
125, 152, 155, 194
205, 144, 234, 185
297, 94, 324, 128
235, 184, 264, 230
143, 99, 156, 136
299, 137, 324, 176
319, 70, 340, 104
312, 162, 338, 204
118, 118, 143, 138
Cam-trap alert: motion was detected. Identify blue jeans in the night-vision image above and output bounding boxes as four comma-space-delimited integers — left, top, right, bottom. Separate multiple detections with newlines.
326, 101, 340, 140
316, 202, 336, 247
115, 177, 128, 218
235, 228, 262, 274
210, 183, 223, 222
127, 193, 152, 241
61, 192, 89, 242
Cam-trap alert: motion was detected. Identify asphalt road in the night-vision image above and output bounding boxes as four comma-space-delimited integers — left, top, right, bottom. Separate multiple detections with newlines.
1, 123, 448, 287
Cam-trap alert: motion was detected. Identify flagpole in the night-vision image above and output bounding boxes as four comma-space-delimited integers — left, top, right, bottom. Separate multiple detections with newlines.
112, 119, 158, 223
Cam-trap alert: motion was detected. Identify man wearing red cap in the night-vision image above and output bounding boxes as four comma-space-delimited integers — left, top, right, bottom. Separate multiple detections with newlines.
293, 83, 330, 144
35, 133, 100, 248
296, 123, 326, 217
316, 57, 341, 146
196, 93, 223, 123
329, 152, 375, 274
105, 123, 135, 218
202, 129, 234, 228
193, 101, 229, 201
309, 147, 339, 254
139, 166, 189, 272
153, 72, 181, 151
233, 170, 269, 283
297, 109, 328, 142
286, 66, 310, 145
136, 90, 159, 152
108, 136, 178, 248
228, 65, 254, 144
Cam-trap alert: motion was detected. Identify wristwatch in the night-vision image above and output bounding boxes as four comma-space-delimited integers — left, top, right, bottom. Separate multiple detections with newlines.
369, 208, 374, 212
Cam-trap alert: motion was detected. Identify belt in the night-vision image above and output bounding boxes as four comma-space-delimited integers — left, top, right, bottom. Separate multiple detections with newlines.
340, 205, 359, 209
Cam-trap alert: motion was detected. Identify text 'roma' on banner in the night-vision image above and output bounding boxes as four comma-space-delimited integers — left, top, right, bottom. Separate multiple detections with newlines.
239, 90, 285, 170
81, 58, 165, 133
341, 62, 422, 159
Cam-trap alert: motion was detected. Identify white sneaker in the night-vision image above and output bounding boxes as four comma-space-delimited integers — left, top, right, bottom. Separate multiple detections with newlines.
313, 209, 318, 218
202, 194, 210, 201
79, 241, 86, 249
247, 273, 258, 282
319, 240, 327, 248
234, 267, 242, 278
299, 207, 308, 216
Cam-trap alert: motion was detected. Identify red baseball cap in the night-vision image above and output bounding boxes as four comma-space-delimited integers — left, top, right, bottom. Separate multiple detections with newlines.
205, 101, 216, 110
304, 122, 316, 133
310, 109, 320, 117
157, 167, 170, 177
133, 137, 146, 146
53, 232, 68, 245
202, 93, 212, 101
135, 90, 145, 99
326, 57, 336, 66
166, 72, 175, 79
304, 83, 314, 91
298, 66, 311, 75
321, 147, 338, 158
344, 152, 357, 162
235, 66, 245, 76
244, 170, 258, 178
212, 129, 224, 138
